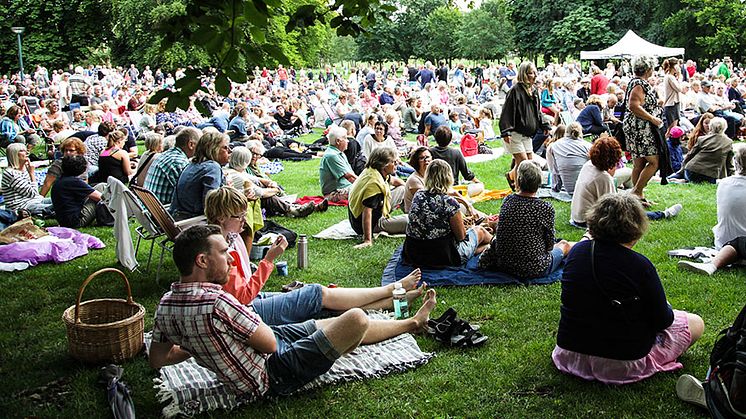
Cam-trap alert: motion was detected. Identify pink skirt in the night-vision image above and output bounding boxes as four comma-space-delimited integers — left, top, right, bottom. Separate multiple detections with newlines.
551, 310, 692, 385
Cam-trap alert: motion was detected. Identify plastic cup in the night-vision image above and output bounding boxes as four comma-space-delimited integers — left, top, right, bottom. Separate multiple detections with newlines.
276, 261, 288, 276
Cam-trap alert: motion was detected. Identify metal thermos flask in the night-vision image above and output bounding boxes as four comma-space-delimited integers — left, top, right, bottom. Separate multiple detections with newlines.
297, 235, 308, 269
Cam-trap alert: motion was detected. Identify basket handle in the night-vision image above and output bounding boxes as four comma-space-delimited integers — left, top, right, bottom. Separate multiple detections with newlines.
74, 268, 134, 324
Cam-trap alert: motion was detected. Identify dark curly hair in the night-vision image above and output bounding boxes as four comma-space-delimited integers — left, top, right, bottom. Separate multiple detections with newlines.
589, 135, 622, 171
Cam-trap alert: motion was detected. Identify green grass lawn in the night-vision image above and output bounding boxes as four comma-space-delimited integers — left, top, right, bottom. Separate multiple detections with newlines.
0, 133, 738, 418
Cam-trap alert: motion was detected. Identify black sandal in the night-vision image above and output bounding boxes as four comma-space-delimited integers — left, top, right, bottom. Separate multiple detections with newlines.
505, 172, 516, 192
427, 308, 486, 348
281, 280, 305, 293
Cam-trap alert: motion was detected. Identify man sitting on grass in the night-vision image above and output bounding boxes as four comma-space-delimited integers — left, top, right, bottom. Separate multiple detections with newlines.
149, 225, 437, 398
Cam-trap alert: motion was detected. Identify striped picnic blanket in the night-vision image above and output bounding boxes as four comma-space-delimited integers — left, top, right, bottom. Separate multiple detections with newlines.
147, 313, 433, 417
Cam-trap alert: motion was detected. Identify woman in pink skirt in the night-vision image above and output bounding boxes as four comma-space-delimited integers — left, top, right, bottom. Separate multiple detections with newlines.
552, 193, 704, 384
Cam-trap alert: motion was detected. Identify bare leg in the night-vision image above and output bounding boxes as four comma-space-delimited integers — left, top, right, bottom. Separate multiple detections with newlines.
360, 289, 437, 344
631, 157, 645, 191
509, 152, 529, 182
315, 308, 369, 354
632, 155, 659, 198
713, 245, 739, 270
687, 312, 705, 343
359, 283, 426, 311
320, 269, 422, 311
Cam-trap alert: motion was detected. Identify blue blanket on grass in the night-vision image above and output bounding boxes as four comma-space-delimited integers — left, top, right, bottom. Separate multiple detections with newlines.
381, 246, 563, 287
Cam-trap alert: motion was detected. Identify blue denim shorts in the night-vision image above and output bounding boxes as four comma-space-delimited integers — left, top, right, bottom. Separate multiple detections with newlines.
456, 228, 479, 264
252, 284, 323, 326
265, 319, 341, 396
543, 247, 565, 275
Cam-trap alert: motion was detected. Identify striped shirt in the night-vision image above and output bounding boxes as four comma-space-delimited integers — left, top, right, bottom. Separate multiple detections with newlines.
143, 147, 189, 204
1, 169, 42, 210
152, 282, 269, 396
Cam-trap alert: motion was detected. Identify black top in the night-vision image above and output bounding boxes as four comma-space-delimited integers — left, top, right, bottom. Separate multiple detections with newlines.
92, 149, 127, 185
51, 176, 95, 227
348, 193, 384, 235
557, 240, 674, 360
428, 146, 475, 183
499, 84, 550, 138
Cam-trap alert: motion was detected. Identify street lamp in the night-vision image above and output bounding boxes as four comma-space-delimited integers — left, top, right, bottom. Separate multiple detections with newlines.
11, 26, 25, 81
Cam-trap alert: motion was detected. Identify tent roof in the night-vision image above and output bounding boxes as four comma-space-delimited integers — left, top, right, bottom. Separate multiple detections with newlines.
580, 30, 685, 60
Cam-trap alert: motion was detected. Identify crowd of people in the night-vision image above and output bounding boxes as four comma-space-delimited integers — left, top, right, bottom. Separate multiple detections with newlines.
1, 54, 745, 410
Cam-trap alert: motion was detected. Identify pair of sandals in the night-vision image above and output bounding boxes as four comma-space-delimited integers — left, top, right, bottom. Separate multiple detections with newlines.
426, 308, 487, 348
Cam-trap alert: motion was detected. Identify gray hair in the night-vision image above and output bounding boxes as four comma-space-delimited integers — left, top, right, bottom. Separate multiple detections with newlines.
517, 61, 537, 89
587, 193, 648, 244
6, 143, 26, 169
734, 143, 746, 176
631, 55, 658, 77
709, 117, 727, 135
516, 160, 542, 193
366, 147, 397, 171
142, 132, 164, 152
424, 160, 453, 194
228, 146, 252, 171
327, 126, 347, 147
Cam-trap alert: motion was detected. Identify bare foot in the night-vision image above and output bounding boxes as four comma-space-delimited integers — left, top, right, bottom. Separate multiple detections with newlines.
411, 289, 437, 332
405, 282, 427, 303
397, 268, 421, 291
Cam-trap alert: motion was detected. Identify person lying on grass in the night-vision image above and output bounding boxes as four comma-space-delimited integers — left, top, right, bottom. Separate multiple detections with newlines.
479, 160, 573, 280
149, 224, 437, 398
403, 160, 492, 268
205, 186, 427, 324
348, 147, 408, 249
552, 193, 704, 384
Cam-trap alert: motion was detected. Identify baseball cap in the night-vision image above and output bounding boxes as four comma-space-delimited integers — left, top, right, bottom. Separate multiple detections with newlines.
669, 126, 685, 139
702, 80, 713, 87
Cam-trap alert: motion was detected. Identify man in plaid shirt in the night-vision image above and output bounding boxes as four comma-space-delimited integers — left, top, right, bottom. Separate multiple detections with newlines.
149, 225, 437, 397
143, 127, 200, 204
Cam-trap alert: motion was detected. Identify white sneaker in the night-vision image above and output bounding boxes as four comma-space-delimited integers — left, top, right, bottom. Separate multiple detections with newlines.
676, 374, 707, 409
678, 260, 717, 276
664, 203, 683, 218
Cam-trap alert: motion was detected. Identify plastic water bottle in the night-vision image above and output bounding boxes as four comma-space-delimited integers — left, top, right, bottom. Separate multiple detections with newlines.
297, 234, 308, 269
393, 283, 409, 319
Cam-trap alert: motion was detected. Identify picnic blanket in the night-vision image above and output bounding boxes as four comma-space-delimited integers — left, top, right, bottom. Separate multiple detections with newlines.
464, 148, 504, 163
668, 247, 720, 263
0, 227, 105, 267
296, 196, 348, 207
382, 246, 563, 287
146, 313, 433, 418
464, 188, 512, 203
537, 187, 573, 202
314, 219, 406, 240
259, 160, 284, 175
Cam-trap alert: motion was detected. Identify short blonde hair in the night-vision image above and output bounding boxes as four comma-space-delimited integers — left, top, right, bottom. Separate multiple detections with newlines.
587, 193, 648, 244
204, 186, 248, 225
424, 160, 453, 194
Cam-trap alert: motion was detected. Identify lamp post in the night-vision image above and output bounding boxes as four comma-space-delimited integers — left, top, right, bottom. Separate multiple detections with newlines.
11, 26, 25, 81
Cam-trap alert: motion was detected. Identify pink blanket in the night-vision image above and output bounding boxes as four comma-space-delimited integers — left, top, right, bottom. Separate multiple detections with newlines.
0, 227, 105, 266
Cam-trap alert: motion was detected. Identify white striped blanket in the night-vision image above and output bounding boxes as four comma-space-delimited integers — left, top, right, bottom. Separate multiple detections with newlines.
147, 313, 433, 417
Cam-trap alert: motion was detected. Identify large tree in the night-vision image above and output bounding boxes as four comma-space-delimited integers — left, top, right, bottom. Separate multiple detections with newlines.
0, 0, 112, 74
424, 6, 462, 64
457, 0, 514, 61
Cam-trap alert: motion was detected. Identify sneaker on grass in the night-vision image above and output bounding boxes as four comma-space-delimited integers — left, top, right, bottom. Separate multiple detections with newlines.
664, 203, 683, 218
678, 260, 717, 276
676, 374, 707, 409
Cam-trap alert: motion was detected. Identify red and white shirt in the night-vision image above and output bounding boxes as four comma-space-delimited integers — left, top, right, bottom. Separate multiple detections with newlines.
153, 282, 270, 396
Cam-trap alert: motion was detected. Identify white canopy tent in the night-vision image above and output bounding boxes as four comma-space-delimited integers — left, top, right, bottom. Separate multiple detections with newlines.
580, 30, 685, 60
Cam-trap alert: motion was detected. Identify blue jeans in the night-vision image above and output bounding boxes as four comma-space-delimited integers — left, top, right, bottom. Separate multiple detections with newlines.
25, 198, 55, 218
456, 228, 479, 264
647, 211, 665, 220
396, 164, 414, 178
252, 284, 323, 326
265, 319, 340, 396
685, 169, 717, 184
543, 247, 565, 275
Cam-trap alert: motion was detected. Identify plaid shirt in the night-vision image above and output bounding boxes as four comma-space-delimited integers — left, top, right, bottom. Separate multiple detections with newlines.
84, 135, 108, 167
143, 147, 190, 204
153, 282, 270, 396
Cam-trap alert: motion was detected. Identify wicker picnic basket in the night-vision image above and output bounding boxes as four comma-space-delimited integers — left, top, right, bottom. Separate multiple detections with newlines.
62, 268, 146, 363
